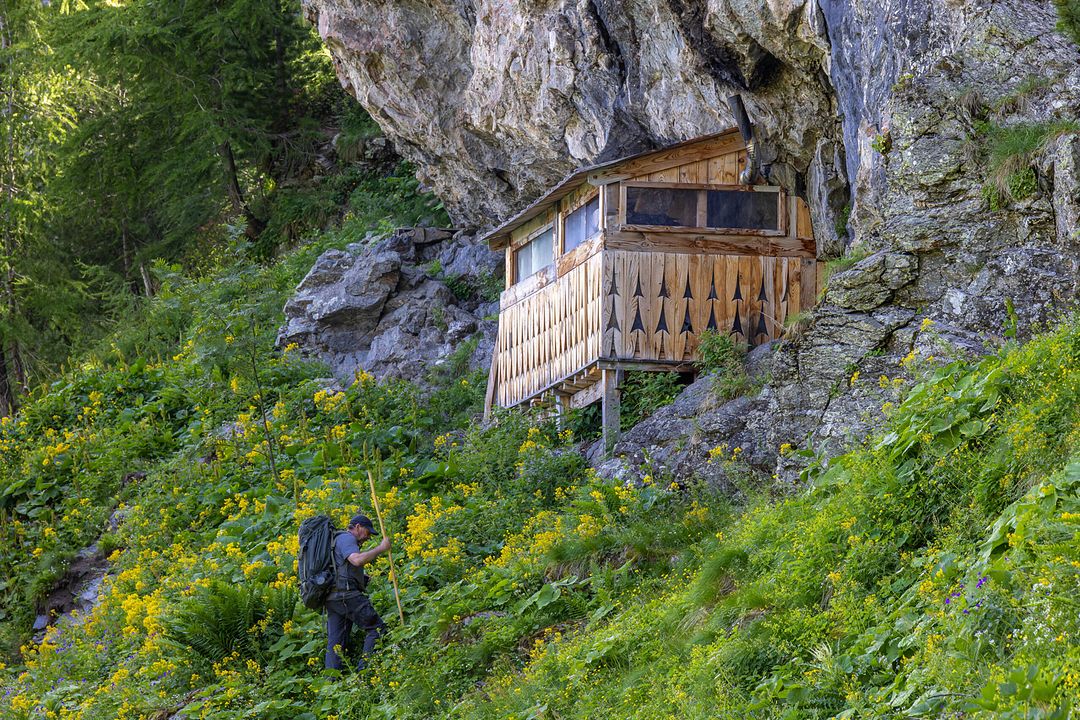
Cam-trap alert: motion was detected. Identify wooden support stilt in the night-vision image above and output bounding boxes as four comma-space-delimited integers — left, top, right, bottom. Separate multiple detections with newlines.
601, 368, 621, 455
554, 391, 570, 429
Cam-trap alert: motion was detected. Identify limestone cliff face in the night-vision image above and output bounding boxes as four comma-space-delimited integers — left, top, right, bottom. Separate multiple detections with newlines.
301, 0, 1080, 473
304, 0, 1079, 321
303, 0, 836, 234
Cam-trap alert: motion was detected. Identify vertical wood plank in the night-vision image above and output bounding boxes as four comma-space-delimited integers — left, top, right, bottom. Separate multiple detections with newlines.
604, 183, 620, 234
796, 197, 813, 237
745, 255, 761, 346
640, 251, 658, 360
722, 153, 737, 184
762, 257, 776, 340
673, 253, 690, 360
689, 254, 710, 356
774, 257, 787, 332
622, 251, 637, 359
707, 157, 724, 185
723, 256, 740, 342
680, 159, 708, 184
603, 251, 614, 361
662, 254, 679, 360
801, 258, 817, 312
593, 254, 603, 362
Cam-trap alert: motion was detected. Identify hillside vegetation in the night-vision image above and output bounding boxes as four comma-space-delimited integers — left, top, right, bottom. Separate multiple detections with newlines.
2, 1, 1080, 719
0, 208, 1078, 718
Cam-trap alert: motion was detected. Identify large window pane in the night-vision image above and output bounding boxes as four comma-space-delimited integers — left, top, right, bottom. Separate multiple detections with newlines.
514, 228, 553, 281
706, 190, 779, 230
564, 195, 600, 253
625, 187, 699, 227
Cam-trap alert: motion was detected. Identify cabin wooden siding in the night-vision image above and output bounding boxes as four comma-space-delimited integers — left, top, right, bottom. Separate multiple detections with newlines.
492, 247, 812, 407
600, 250, 802, 363
631, 149, 747, 185
495, 252, 604, 407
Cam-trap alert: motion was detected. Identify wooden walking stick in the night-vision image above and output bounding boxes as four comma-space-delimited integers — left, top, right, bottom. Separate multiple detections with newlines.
367, 466, 405, 624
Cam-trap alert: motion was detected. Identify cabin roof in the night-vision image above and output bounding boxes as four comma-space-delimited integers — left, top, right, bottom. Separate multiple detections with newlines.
480, 128, 743, 250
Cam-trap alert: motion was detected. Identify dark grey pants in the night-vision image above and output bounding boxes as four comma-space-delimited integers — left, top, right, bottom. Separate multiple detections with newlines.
324, 591, 386, 671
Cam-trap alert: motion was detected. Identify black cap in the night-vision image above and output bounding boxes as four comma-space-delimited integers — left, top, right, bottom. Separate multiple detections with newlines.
349, 514, 377, 534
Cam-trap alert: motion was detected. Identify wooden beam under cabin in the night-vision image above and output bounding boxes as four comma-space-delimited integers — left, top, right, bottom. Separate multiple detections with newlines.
596, 359, 696, 373
569, 380, 603, 409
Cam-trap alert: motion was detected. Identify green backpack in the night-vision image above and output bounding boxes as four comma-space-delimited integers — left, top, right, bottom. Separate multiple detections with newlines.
297, 515, 338, 609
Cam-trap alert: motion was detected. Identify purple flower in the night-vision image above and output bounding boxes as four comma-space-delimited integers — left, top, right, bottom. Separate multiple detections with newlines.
976, 576, 988, 588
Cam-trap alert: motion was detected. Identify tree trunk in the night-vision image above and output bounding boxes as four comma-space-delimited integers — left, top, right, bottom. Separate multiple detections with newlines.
0, 16, 22, 406
140, 263, 155, 298
0, 339, 15, 418
218, 139, 266, 240
272, 20, 289, 134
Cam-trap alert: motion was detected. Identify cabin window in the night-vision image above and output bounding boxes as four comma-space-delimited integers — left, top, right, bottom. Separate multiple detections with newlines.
514, 227, 554, 281
706, 189, 780, 230
563, 195, 600, 253
625, 187, 699, 227
625, 185, 781, 232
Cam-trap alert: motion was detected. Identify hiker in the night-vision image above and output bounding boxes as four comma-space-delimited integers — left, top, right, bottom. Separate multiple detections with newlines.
325, 513, 392, 671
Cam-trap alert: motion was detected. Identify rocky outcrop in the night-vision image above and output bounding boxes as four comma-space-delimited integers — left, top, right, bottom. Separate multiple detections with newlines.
301, 0, 1080, 477
278, 228, 501, 383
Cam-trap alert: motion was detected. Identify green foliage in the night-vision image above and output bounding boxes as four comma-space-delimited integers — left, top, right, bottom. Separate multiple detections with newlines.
994, 75, 1054, 115
0, 0, 444, 400
696, 330, 751, 400
822, 245, 871, 286
163, 581, 295, 667
3, 247, 1080, 720
833, 202, 852, 241
3, 77, 1080, 718
428, 258, 504, 304
976, 120, 1080, 206
49, 0, 331, 252
1055, 0, 1080, 45
870, 131, 892, 156
619, 371, 685, 429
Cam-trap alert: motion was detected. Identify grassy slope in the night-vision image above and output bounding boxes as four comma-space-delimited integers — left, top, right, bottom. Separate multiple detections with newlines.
0, 193, 1079, 719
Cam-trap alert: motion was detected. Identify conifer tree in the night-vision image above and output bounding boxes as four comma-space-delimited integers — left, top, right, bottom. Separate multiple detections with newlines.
0, 0, 78, 415
50, 0, 326, 260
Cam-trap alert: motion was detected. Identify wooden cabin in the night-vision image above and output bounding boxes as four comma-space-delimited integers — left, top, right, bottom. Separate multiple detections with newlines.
481, 128, 821, 449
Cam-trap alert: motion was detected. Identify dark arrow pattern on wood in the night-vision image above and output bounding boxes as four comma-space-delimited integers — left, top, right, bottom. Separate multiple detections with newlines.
682, 306, 694, 334
598, 255, 798, 365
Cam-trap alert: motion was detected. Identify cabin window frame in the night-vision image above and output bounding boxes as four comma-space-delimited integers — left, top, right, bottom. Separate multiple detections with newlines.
510, 222, 555, 284
618, 181, 787, 237
560, 191, 602, 256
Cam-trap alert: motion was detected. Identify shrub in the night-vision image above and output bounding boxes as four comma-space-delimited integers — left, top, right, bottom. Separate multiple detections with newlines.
1055, 0, 1080, 45
619, 371, 685, 429
696, 330, 751, 400
162, 581, 295, 666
